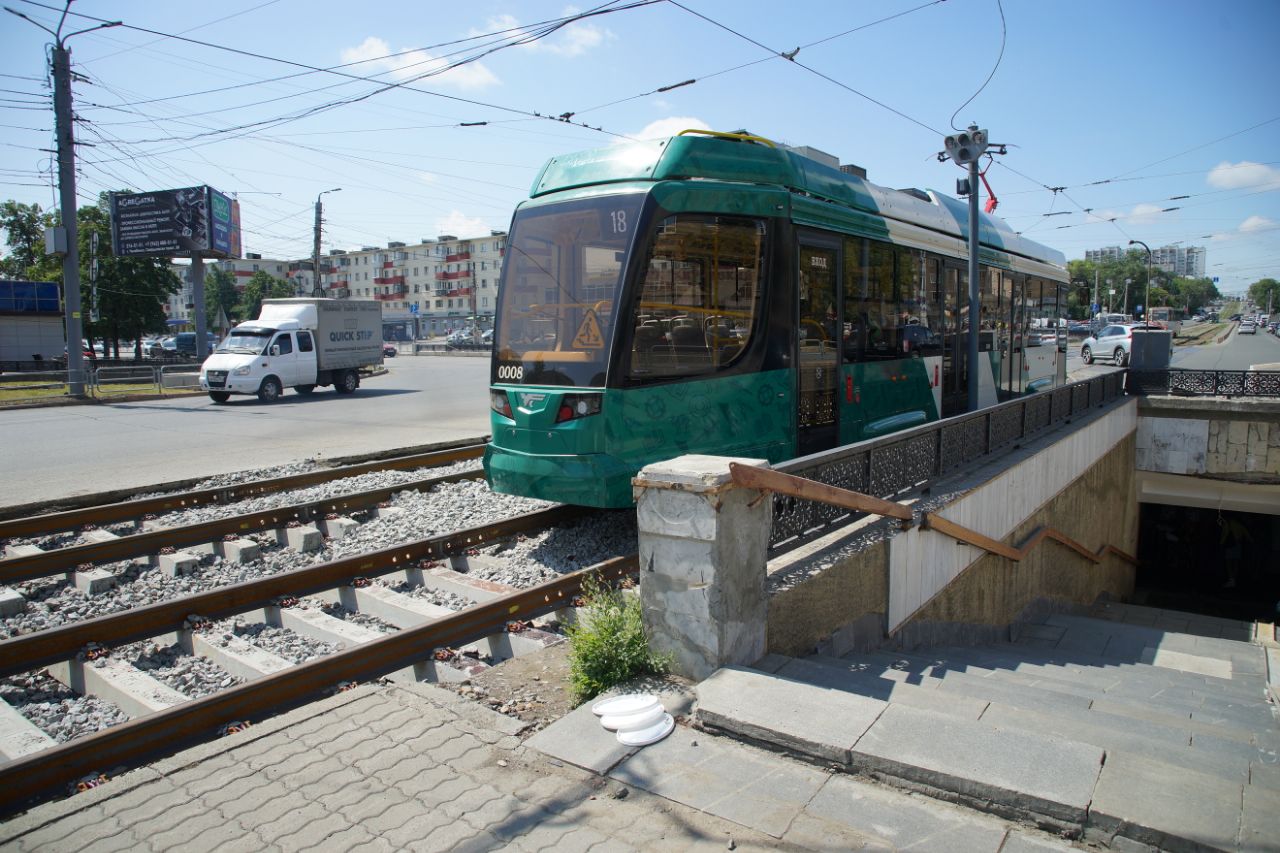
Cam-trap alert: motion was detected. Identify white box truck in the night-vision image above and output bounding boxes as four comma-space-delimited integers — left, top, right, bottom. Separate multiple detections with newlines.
200, 298, 382, 403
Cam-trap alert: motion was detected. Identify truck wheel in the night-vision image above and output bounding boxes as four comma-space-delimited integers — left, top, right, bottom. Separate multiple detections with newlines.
208, 391, 230, 403
335, 370, 359, 394
258, 376, 283, 402
295, 384, 315, 395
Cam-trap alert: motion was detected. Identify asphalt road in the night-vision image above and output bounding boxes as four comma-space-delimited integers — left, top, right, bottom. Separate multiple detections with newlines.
5, 328, 1275, 511
0, 355, 492, 510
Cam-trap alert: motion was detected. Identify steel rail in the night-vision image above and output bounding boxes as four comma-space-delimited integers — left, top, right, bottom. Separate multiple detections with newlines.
0, 443, 486, 540
0, 467, 487, 584
0, 504, 588, 677
0, 552, 638, 816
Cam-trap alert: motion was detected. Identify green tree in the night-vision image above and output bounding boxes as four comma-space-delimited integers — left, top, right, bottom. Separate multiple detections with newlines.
1248, 278, 1279, 312
204, 266, 239, 329
239, 270, 294, 320
0, 200, 59, 280
77, 205, 180, 357
1172, 277, 1220, 314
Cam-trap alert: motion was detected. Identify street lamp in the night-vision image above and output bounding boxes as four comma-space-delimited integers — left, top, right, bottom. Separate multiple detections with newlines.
313, 188, 342, 298
1129, 240, 1152, 320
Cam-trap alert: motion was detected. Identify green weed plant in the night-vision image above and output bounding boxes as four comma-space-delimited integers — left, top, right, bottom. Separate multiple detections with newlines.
566, 574, 670, 704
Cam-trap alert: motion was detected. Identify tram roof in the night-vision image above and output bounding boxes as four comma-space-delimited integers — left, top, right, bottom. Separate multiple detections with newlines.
528, 130, 1066, 270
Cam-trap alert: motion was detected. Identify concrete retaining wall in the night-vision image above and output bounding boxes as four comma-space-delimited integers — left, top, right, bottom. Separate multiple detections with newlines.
636, 402, 1140, 675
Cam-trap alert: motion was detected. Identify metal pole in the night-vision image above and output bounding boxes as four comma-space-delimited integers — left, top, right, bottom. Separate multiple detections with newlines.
967, 156, 980, 412
191, 255, 207, 359
52, 44, 85, 396
311, 188, 340, 298
312, 197, 323, 298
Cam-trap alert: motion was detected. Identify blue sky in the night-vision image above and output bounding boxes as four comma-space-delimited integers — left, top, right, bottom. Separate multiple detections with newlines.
2, 0, 1277, 295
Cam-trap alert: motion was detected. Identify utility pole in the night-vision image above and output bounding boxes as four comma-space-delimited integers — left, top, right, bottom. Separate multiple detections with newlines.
940, 125, 1005, 413
8, 6, 118, 396
51, 41, 84, 395
312, 188, 341, 298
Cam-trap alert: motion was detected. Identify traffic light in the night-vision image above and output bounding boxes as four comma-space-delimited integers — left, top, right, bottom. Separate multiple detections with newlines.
944, 128, 988, 166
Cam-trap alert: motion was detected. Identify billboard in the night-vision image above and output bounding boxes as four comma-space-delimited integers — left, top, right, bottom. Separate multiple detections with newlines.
110, 186, 242, 259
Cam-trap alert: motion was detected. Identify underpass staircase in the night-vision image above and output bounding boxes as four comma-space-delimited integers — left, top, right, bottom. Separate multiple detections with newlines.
695, 602, 1280, 851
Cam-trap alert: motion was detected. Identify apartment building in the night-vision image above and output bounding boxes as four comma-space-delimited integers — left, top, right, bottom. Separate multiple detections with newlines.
1085, 244, 1206, 278
316, 232, 506, 339
162, 232, 507, 339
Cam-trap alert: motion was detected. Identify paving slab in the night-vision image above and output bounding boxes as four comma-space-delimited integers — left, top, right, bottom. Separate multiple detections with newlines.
850, 703, 1103, 826
524, 696, 636, 775
1089, 750, 1243, 852
798, 772, 1011, 851
695, 665, 887, 765
1240, 780, 1280, 852
610, 724, 829, 839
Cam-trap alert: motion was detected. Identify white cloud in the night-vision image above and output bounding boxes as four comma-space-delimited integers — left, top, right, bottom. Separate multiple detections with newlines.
1127, 203, 1163, 225
1206, 161, 1280, 192
628, 116, 712, 142
340, 36, 499, 90
480, 10, 611, 58
1239, 215, 1276, 233
436, 210, 489, 238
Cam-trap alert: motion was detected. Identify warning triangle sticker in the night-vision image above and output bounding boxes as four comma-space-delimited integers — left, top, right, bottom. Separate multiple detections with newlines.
572, 309, 605, 349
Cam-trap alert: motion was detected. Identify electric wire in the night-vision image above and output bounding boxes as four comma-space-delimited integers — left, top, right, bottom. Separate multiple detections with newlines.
949, 0, 1006, 131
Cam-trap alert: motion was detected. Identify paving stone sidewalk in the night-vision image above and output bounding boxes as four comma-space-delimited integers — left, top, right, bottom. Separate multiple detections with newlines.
0, 681, 1077, 852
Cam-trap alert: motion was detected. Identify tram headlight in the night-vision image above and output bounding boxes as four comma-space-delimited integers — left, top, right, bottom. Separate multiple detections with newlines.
490, 390, 513, 420
555, 393, 602, 424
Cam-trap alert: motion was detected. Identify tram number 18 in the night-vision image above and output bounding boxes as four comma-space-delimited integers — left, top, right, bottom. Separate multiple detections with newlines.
497, 363, 524, 381
610, 210, 627, 234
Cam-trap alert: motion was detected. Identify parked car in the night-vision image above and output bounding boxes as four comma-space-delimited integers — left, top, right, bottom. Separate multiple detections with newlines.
1080, 323, 1162, 366
149, 336, 176, 357
382, 342, 397, 357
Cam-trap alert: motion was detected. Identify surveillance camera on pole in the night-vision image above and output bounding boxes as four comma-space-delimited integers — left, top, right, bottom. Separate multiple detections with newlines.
941, 125, 988, 413
944, 127, 989, 166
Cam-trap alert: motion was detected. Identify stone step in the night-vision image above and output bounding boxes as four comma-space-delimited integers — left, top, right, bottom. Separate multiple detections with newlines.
893, 641, 1266, 709
697, 666, 1103, 831
1038, 612, 1265, 668
784, 653, 1270, 786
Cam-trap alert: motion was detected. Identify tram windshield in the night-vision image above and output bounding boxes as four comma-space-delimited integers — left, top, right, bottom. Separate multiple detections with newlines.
493, 194, 643, 386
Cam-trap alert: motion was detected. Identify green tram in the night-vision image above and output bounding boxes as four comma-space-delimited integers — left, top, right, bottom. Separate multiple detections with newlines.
484, 130, 1068, 508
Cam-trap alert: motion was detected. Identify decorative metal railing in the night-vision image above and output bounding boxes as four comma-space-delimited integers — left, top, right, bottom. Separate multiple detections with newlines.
1126, 369, 1280, 398
768, 372, 1126, 550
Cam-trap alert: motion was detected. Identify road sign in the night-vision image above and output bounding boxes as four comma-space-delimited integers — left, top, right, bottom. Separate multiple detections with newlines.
409, 304, 419, 314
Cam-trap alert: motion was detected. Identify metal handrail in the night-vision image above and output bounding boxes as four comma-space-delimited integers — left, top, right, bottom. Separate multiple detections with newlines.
93, 365, 159, 396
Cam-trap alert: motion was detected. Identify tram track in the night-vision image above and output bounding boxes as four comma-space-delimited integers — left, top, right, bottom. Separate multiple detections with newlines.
0, 448, 639, 814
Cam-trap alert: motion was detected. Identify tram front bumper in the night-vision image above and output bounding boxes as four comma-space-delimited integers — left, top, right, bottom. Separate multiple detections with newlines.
484, 444, 636, 509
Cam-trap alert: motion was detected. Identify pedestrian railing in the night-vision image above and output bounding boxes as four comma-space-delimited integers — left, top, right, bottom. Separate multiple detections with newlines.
159, 364, 201, 389
767, 371, 1127, 550
94, 366, 160, 397
1126, 369, 1280, 398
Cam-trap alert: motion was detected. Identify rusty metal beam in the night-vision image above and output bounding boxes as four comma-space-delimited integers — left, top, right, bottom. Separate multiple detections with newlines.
0, 504, 587, 678
0, 444, 485, 540
0, 468, 485, 584
0, 553, 638, 816
729, 462, 914, 522
921, 513, 1023, 561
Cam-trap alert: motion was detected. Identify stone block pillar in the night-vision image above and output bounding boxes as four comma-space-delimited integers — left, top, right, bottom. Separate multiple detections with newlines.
633, 455, 772, 680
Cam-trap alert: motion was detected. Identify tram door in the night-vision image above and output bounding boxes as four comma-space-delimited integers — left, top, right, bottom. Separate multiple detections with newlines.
797, 242, 840, 455
940, 263, 969, 417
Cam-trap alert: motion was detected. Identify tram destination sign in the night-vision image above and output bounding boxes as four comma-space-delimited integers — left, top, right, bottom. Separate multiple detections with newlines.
109, 186, 241, 259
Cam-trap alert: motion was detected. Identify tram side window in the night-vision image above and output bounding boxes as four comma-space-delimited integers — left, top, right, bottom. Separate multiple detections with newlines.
626, 215, 765, 381
978, 266, 1000, 352
1025, 277, 1057, 345
842, 239, 940, 362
